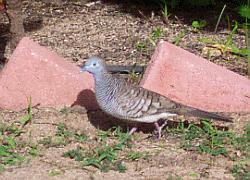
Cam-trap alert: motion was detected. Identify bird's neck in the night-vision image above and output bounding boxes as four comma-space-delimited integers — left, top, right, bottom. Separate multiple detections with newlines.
94, 70, 112, 88
93, 71, 117, 107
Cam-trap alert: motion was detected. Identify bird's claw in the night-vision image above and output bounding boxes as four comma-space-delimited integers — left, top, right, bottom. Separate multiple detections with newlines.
154, 120, 168, 139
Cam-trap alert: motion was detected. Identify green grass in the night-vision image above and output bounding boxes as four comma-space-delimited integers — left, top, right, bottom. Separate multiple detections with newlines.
166, 121, 250, 157
63, 127, 131, 172
231, 161, 250, 180
48, 168, 63, 176
167, 121, 250, 178
19, 97, 32, 127
0, 100, 35, 172
239, 4, 250, 19
28, 145, 40, 157
135, 26, 164, 55
126, 151, 149, 161
59, 106, 71, 116
39, 122, 87, 148
197, 21, 250, 58
166, 174, 183, 180
135, 42, 146, 51
0, 139, 25, 166
160, 0, 171, 23
148, 27, 163, 46
174, 30, 186, 45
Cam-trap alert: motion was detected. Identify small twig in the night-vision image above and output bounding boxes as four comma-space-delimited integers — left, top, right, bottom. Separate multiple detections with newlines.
84, 0, 101, 7
33, 122, 59, 126
214, 4, 227, 33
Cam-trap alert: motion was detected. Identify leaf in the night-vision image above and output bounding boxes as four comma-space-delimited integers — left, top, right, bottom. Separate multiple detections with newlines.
5, 136, 16, 149
20, 97, 32, 126
192, 20, 206, 29
239, 5, 250, 19
0, 146, 11, 156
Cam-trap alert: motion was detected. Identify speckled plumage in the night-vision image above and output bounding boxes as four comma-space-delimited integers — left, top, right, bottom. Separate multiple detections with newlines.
81, 57, 232, 138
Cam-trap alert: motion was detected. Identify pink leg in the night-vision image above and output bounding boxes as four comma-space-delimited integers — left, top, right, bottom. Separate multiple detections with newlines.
154, 120, 168, 139
129, 127, 138, 135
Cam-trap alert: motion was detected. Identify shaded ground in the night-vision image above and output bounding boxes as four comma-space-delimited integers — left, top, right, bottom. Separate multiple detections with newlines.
0, 0, 250, 179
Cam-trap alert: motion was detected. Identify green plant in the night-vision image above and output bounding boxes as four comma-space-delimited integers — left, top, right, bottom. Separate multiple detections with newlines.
126, 151, 149, 161
231, 163, 250, 180
148, 27, 163, 46
174, 30, 186, 45
113, 126, 131, 145
63, 147, 85, 161
83, 143, 122, 171
74, 133, 87, 143
38, 136, 53, 147
59, 106, 71, 115
39, 123, 87, 148
135, 42, 146, 51
225, 21, 238, 48
167, 121, 250, 157
19, 97, 32, 127
198, 22, 250, 57
127, 66, 142, 85
233, 123, 250, 154
28, 145, 40, 157
152, 27, 163, 40
166, 174, 183, 180
38, 135, 68, 147
0, 122, 22, 137
48, 169, 63, 176
239, 4, 250, 19
0, 108, 33, 171
0, 136, 25, 167
238, 1, 250, 75
197, 121, 233, 156
160, 0, 171, 23
192, 20, 207, 30
56, 123, 73, 138
64, 127, 131, 172
166, 121, 186, 135
115, 161, 126, 173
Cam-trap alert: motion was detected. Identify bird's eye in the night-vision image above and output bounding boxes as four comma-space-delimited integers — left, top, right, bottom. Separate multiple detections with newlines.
93, 63, 96, 66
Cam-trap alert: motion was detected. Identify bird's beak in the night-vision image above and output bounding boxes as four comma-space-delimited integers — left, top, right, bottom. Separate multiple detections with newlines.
80, 66, 86, 73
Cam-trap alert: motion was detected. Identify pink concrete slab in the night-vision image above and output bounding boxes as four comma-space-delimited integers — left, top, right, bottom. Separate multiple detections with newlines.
140, 40, 250, 112
0, 37, 97, 111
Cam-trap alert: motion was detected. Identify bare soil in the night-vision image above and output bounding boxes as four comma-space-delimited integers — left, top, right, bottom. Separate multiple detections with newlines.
0, 0, 249, 179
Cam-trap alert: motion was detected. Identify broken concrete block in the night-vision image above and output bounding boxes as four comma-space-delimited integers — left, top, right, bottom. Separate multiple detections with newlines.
140, 41, 250, 112
0, 37, 97, 111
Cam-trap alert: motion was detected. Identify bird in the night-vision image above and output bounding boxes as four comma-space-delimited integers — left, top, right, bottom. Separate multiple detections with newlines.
80, 56, 232, 138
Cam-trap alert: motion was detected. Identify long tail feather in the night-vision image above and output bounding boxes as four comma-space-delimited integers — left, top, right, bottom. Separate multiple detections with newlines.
187, 109, 233, 122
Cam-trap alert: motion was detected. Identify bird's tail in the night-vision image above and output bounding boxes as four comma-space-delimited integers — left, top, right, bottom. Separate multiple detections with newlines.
185, 108, 233, 122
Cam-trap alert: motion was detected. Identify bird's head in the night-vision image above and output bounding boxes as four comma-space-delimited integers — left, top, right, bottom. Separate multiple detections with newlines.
80, 56, 107, 75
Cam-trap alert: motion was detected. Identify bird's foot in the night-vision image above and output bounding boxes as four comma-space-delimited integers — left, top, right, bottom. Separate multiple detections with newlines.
129, 127, 138, 135
154, 120, 168, 139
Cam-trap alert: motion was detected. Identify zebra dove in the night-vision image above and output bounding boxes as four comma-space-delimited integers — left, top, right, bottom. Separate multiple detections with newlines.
81, 57, 232, 138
